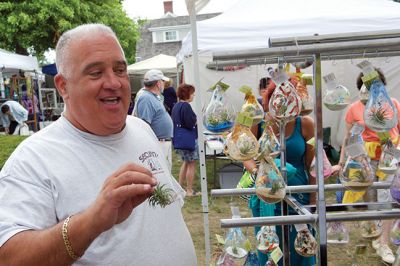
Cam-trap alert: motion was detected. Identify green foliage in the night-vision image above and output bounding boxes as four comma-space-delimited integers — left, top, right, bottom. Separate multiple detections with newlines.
0, 0, 140, 63
148, 184, 175, 208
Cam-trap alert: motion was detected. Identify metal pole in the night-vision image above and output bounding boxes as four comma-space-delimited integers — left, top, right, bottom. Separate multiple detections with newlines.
313, 52, 327, 266
210, 181, 392, 196
279, 122, 290, 266
187, 2, 211, 264
220, 209, 400, 228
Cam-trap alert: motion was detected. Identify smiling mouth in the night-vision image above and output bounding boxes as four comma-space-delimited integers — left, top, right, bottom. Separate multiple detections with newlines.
100, 97, 121, 104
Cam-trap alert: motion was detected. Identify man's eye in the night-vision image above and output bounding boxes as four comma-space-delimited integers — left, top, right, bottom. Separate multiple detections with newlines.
89, 71, 102, 77
115, 68, 126, 75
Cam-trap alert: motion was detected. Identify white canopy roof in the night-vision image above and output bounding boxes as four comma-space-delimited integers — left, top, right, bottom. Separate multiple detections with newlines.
127, 54, 177, 75
0, 48, 40, 75
178, 0, 400, 62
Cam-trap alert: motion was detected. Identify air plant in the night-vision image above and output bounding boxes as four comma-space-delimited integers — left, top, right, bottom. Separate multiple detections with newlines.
148, 184, 174, 208
368, 106, 388, 126
351, 170, 366, 182
270, 182, 283, 195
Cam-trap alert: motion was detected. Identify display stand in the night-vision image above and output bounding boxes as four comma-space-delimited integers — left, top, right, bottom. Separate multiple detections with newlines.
208, 30, 400, 266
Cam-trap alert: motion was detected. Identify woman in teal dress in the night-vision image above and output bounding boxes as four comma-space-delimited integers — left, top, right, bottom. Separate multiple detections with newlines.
245, 78, 316, 266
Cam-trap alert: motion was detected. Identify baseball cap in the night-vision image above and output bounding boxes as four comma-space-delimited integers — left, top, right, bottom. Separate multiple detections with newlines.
144, 69, 170, 82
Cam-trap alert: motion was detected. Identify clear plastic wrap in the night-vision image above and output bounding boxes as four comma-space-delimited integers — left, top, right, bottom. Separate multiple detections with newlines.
224, 113, 259, 161
327, 222, 349, 244
203, 83, 236, 133
361, 220, 382, 239
323, 73, 351, 111
224, 228, 248, 263
256, 226, 280, 254
255, 158, 286, 203
268, 67, 302, 122
294, 225, 317, 257
378, 140, 400, 174
358, 61, 398, 132
239, 85, 264, 126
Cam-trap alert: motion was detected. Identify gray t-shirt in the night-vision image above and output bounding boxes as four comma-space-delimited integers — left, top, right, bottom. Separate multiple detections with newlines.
0, 115, 196, 265
135, 90, 173, 139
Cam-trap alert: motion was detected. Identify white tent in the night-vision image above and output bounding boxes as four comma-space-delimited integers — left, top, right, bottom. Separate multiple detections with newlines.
178, 0, 400, 149
127, 54, 177, 75
0, 48, 40, 75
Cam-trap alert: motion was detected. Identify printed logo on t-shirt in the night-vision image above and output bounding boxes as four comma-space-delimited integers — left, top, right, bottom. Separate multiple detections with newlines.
138, 151, 163, 174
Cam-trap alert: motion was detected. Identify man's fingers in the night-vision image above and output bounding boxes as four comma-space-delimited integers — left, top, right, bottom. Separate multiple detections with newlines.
110, 171, 157, 189
103, 163, 153, 187
107, 183, 154, 203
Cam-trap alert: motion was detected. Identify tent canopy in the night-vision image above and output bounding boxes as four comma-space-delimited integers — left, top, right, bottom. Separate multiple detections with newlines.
0, 48, 40, 75
127, 54, 177, 75
178, 0, 400, 62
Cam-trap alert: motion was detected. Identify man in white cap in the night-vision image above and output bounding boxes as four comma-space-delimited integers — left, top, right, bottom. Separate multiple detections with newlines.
134, 69, 174, 170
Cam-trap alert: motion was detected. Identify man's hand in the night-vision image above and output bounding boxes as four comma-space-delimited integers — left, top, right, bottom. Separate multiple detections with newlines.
89, 163, 157, 234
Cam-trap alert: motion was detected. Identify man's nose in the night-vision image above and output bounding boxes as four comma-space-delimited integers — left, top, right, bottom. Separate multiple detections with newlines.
104, 70, 122, 89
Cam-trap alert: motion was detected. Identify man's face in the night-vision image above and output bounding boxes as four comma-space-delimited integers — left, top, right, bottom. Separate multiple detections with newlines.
55, 34, 131, 136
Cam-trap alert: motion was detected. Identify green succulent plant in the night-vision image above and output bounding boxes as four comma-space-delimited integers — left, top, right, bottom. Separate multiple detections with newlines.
368, 106, 388, 126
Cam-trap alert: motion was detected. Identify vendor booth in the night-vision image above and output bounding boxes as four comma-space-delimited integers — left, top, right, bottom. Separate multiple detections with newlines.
180, 0, 400, 264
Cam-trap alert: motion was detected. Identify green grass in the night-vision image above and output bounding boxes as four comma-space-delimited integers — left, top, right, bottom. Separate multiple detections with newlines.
0, 135, 392, 265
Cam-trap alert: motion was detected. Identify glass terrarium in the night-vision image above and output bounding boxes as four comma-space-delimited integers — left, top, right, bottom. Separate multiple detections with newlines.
340, 143, 374, 191
358, 61, 398, 132
224, 228, 248, 264
323, 73, 351, 111
256, 226, 279, 254
296, 76, 313, 116
361, 220, 382, 239
256, 125, 280, 160
203, 83, 236, 133
255, 158, 286, 203
268, 67, 302, 122
390, 173, 400, 203
224, 113, 259, 161
327, 222, 349, 244
294, 225, 317, 257
378, 140, 399, 175
239, 85, 264, 126
391, 220, 400, 246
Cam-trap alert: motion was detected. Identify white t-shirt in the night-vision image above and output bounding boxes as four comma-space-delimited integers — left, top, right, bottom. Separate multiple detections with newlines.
0, 115, 197, 266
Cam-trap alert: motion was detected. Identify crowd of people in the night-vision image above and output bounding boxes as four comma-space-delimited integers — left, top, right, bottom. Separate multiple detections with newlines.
1, 22, 399, 265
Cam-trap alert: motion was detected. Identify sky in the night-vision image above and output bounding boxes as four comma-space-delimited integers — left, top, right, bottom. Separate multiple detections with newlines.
122, 0, 240, 19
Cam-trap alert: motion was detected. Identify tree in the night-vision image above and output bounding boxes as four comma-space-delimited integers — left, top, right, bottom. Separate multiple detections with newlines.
0, 0, 140, 64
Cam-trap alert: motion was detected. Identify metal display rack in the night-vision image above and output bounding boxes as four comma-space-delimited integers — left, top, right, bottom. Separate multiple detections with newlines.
209, 30, 400, 266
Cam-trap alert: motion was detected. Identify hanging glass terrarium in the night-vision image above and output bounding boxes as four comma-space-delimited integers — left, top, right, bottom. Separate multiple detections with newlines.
256, 226, 280, 254
323, 73, 351, 111
378, 139, 400, 175
239, 85, 264, 126
224, 112, 259, 161
294, 225, 317, 257
390, 173, 400, 204
339, 142, 374, 191
267, 67, 302, 122
224, 228, 248, 264
203, 81, 236, 133
361, 220, 382, 239
357, 61, 398, 132
255, 157, 286, 203
327, 222, 349, 244
391, 220, 400, 246
256, 124, 280, 160
296, 74, 314, 116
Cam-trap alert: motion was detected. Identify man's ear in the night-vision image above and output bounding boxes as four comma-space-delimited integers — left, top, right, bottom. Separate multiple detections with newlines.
54, 74, 69, 100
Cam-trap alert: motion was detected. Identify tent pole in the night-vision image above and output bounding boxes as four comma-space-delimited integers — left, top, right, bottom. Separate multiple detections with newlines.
313, 53, 327, 266
187, 1, 211, 264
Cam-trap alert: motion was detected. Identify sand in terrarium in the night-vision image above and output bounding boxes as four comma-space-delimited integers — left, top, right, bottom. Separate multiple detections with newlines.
255, 187, 285, 203
225, 246, 248, 265
324, 102, 348, 111
378, 166, 398, 175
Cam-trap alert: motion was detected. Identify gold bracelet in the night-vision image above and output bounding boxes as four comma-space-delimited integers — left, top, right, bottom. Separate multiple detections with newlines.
62, 215, 80, 260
